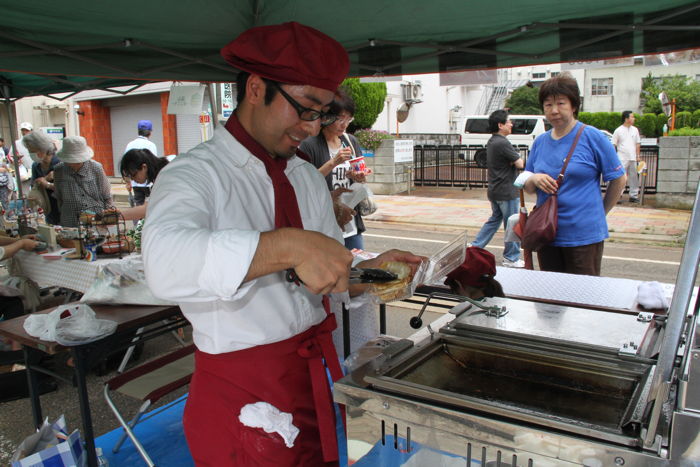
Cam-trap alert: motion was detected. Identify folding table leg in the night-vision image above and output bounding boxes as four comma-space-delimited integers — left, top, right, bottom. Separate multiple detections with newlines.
23, 346, 43, 428
72, 347, 98, 467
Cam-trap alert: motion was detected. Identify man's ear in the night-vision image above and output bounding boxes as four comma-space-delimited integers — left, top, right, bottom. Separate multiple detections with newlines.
246, 74, 266, 105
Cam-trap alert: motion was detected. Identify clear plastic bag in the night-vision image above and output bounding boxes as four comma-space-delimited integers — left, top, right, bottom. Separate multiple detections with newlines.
24, 304, 117, 345
80, 255, 175, 306
54, 304, 117, 346
367, 232, 468, 304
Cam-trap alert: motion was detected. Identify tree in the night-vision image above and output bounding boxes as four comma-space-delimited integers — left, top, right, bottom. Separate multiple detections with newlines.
341, 78, 387, 130
504, 85, 541, 115
640, 74, 700, 114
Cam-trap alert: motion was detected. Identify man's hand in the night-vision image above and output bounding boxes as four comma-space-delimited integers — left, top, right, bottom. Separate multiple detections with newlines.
334, 201, 355, 228
331, 187, 351, 202
291, 231, 354, 295
247, 228, 354, 296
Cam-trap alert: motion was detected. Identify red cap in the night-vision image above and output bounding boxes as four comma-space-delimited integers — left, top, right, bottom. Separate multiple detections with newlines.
221, 22, 349, 92
445, 247, 497, 289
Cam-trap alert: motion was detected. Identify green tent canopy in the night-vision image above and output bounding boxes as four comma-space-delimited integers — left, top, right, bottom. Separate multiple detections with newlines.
1, 0, 699, 99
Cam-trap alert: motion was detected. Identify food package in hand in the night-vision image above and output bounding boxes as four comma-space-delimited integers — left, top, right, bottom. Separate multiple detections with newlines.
366, 231, 468, 304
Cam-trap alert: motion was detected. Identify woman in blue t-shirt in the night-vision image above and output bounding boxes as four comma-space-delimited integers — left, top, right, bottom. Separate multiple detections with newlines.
523, 74, 626, 276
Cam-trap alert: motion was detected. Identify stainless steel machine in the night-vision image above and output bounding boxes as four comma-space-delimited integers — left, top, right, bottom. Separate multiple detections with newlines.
335, 188, 700, 466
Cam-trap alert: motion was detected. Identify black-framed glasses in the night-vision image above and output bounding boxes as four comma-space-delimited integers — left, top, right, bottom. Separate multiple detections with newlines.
271, 82, 337, 126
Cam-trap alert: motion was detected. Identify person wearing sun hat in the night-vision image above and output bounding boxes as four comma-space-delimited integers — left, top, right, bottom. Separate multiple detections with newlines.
23, 131, 61, 224
142, 22, 424, 466
52, 136, 114, 227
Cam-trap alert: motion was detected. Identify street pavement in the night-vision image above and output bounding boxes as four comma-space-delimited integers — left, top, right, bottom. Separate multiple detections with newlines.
107, 178, 692, 245
364, 186, 692, 246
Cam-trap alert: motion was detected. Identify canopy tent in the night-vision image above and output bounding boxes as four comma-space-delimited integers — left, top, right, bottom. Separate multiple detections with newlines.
1, 0, 700, 100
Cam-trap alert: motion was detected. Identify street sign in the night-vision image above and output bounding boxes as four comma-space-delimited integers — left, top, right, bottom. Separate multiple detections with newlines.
220, 83, 234, 118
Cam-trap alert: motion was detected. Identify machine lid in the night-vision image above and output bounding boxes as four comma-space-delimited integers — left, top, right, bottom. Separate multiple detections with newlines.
441, 297, 655, 354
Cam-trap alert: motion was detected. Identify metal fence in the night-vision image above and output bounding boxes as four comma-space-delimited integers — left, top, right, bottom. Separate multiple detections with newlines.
413, 144, 659, 193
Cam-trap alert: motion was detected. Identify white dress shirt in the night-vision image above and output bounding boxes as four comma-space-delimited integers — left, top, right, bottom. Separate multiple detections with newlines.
143, 126, 342, 354
611, 125, 640, 163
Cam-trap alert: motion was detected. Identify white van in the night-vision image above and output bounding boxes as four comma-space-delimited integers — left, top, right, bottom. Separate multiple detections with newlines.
460, 115, 550, 149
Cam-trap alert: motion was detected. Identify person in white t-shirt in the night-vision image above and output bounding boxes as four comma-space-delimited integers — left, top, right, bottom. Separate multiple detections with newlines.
611, 111, 642, 203
123, 120, 158, 206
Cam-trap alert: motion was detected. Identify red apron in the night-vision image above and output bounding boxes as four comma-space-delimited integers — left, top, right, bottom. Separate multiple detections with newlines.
184, 310, 343, 466
182, 115, 344, 466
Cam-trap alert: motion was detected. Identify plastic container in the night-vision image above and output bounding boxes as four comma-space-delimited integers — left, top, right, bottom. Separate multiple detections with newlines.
348, 156, 367, 173
368, 231, 468, 304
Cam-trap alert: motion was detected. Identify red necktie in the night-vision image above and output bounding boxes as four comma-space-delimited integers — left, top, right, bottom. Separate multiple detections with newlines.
225, 114, 304, 229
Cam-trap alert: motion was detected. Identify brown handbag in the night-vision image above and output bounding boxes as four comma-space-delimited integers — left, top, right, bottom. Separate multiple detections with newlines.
521, 124, 586, 252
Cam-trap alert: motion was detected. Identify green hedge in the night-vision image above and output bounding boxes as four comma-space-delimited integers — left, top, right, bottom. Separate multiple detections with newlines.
668, 128, 700, 136
676, 111, 693, 129
575, 111, 700, 136
637, 113, 657, 138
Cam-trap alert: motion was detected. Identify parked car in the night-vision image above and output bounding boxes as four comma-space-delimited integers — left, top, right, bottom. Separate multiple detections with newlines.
459, 115, 550, 149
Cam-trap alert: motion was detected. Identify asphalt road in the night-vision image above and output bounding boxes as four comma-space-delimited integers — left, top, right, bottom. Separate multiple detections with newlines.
0, 220, 694, 464
363, 223, 688, 284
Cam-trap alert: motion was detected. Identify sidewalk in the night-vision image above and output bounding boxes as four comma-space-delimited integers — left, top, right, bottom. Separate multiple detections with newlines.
364, 186, 691, 246
107, 180, 691, 245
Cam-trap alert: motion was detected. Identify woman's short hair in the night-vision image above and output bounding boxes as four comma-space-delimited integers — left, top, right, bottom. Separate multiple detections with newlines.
538, 73, 581, 117
328, 87, 356, 117
120, 148, 168, 183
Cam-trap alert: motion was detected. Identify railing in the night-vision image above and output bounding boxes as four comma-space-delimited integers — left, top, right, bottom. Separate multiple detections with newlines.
413, 144, 659, 193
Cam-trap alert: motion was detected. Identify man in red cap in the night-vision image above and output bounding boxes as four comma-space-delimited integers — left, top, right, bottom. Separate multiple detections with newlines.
143, 22, 422, 466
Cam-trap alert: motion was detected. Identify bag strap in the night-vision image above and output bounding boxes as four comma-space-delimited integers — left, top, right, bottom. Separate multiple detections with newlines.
556, 124, 586, 187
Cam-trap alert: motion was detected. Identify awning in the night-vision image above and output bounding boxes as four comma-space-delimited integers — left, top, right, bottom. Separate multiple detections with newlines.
1, 1, 699, 99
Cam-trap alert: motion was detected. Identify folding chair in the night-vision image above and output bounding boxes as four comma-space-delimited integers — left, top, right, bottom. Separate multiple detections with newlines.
103, 344, 195, 467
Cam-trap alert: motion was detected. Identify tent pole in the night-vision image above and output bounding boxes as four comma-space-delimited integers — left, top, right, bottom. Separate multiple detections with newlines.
1, 92, 29, 235
208, 83, 218, 128
1, 91, 25, 200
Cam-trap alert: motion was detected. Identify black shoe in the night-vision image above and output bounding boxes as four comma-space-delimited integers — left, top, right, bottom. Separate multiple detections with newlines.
629, 197, 639, 203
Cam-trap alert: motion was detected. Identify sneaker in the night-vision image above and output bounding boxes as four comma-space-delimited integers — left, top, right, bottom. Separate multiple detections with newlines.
629, 197, 639, 203
502, 259, 525, 268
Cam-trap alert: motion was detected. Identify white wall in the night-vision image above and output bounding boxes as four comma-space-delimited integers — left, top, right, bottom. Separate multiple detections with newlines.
584, 62, 700, 113
370, 65, 586, 135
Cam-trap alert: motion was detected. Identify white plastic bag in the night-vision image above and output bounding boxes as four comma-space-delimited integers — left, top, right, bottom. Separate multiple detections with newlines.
24, 304, 117, 345
24, 312, 61, 342
54, 304, 117, 346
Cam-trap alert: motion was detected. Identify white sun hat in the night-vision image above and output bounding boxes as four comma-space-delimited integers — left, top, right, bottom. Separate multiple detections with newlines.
57, 136, 94, 163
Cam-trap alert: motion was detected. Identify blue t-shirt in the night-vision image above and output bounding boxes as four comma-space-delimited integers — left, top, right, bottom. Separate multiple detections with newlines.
526, 122, 624, 247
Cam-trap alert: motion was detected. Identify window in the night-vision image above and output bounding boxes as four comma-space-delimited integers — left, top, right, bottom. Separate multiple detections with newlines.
532, 72, 546, 79
550, 71, 560, 77
592, 78, 613, 96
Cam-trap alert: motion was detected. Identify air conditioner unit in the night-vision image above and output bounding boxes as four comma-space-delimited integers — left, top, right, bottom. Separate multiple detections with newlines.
402, 82, 423, 103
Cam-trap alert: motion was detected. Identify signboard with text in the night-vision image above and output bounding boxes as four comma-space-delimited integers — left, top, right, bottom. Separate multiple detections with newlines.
167, 84, 205, 115
394, 139, 414, 163
221, 83, 234, 118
